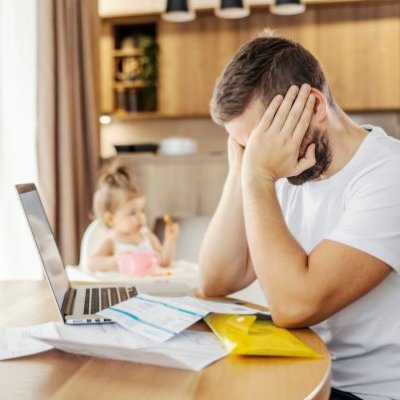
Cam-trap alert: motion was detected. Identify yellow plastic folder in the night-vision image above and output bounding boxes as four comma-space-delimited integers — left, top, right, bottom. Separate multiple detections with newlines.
204, 314, 321, 358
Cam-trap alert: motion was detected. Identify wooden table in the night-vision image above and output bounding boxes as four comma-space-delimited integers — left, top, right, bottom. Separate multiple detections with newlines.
0, 281, 331, 400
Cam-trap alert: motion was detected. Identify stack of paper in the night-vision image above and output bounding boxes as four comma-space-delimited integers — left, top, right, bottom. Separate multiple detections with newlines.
0, 295, 264, 371
97, 293, 265, 342
31, 322, 229, 371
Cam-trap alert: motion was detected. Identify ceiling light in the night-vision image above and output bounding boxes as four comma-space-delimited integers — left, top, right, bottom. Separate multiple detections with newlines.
215, 0, 250, 19
162, 0, 195, 23
270, 0, 306, 16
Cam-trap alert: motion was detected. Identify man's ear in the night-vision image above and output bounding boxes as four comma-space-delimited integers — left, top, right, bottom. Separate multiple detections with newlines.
310, 88, 328, 124
104, 211, 114, 228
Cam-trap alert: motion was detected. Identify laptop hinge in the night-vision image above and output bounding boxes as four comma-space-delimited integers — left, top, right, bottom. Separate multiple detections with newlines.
62, 288, 76, 316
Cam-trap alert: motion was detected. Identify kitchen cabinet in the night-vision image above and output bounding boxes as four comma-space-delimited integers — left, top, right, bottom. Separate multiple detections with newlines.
109, 154, 228, 227
315, 4, 400, 110
100, 2, 400, 117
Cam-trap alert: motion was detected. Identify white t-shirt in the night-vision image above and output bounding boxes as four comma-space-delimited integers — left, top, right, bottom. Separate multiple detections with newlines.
276, 126, 400, 400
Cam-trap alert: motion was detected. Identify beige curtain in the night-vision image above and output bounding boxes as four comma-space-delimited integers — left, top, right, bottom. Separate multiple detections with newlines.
37, 0, 100, 265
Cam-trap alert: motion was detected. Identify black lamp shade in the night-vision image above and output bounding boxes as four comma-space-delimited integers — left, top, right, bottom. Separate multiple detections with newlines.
220, 0, 245, 9
215, 0, 249, 19
270, 0, 306, 15
166, 0, 189, 13
276, 0, 301, 5
162, 0, 195, 22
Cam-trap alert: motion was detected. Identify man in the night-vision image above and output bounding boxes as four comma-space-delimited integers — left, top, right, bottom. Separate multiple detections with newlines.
199, 33, 400, 400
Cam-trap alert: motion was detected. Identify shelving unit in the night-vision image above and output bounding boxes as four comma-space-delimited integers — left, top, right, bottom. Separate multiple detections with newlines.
105, 22, 158, 115
100, 3, 400, 118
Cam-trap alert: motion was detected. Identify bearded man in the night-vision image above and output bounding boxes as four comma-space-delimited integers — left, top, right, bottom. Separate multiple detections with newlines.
199, 33, 400, 400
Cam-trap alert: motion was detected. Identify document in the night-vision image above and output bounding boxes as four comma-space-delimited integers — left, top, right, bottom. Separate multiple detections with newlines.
0, 323, 54, 360
32, 322, 229, 371
97, 293, 263, 343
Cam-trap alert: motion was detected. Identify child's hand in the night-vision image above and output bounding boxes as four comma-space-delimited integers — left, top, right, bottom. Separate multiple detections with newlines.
165, 222, 179, 240
163, 215, 179, 240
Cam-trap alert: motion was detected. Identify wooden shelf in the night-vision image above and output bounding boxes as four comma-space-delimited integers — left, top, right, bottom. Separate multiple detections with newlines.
110, 153, 227, 162
113, 81, 154, 89
100, 22, 158, 113
108, 111, 211, 121
110, 111, 161, 120
113, 49, 143, 57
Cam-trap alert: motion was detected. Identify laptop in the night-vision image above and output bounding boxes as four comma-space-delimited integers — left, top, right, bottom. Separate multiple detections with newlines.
16, 183, 138, 325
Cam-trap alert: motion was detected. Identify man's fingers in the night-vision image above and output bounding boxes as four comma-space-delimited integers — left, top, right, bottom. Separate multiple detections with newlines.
256, 94, 284, 133
268, 85, 300, 133
227, 136, 244, 175
292, 94, 316, 147
296, 143, 316, 173
282, 84, 313, 136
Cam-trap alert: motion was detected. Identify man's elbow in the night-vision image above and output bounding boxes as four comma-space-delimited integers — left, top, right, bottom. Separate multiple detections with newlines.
270, 301, 323, 329
198, 269, 233, 298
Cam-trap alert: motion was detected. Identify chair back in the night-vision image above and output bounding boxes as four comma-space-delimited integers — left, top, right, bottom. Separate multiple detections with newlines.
79, 219, 110, 271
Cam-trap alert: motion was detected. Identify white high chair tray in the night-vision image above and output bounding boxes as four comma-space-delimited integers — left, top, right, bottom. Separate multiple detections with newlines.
66, 259, 199, 288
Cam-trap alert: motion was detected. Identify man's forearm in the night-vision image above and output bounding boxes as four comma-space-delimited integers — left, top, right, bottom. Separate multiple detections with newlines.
199, 175, 255, 296
242, 177, 312, 324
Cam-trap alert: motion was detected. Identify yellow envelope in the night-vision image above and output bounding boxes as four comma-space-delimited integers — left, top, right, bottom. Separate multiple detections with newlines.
204, 314, 321, 358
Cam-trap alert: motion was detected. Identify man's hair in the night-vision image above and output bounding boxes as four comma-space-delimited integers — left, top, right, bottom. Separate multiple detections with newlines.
210, 32, 335, 125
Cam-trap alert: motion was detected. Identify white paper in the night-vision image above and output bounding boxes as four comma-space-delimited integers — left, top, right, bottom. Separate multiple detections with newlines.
0, 323, 54, 360
193, 298, 267, 315
97, 294, 207, 342
97, 294, 262, 343
43, 322, 159, 349
33, 323, 228, 371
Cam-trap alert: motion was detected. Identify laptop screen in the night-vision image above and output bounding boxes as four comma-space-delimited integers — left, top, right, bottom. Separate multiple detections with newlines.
16, 184, 70, 310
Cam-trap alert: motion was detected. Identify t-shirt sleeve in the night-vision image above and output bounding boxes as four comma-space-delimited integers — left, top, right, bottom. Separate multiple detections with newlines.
326, 159, 400, 272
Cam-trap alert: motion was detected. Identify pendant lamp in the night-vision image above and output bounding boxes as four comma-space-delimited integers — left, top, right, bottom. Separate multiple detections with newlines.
270, 0, 306, 16
215, 0, 250, 19
162, 0, 195, 22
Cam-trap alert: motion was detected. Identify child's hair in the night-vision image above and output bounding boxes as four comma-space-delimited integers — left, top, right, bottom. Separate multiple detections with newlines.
93, 164, 142, 227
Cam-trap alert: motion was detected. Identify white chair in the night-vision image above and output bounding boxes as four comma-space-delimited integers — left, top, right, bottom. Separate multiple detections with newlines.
68, 215, 209, 291
78, 219, 110, 272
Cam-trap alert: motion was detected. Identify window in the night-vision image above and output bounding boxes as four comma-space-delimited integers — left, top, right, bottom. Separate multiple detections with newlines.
0, 0, 42, 279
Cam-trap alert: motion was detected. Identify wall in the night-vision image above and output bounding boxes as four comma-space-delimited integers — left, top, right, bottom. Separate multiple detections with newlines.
350, 112, 400, 139
101, 111, 400, 158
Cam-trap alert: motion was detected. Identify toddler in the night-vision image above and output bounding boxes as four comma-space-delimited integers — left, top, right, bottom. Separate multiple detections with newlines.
87, 165, 179, 275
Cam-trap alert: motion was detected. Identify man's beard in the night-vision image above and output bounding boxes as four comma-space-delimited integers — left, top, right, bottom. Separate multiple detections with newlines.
287, 128, 332, 185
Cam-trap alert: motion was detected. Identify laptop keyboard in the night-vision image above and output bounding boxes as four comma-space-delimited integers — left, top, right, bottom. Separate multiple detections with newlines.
83, 287, 137, 315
